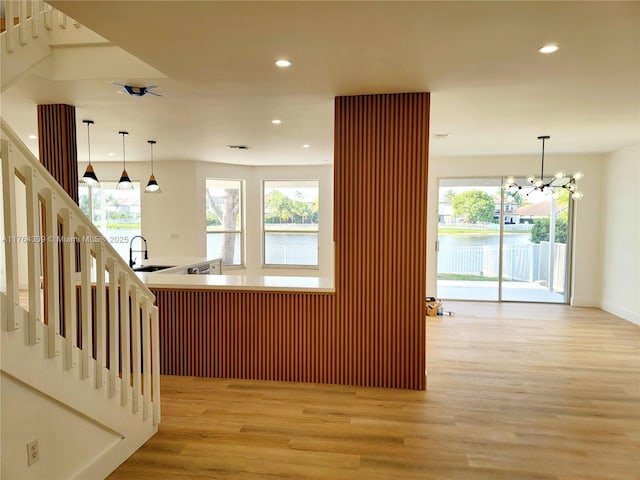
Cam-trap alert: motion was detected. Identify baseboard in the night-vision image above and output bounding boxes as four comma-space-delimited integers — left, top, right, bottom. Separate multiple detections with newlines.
600, 301, 640, 326
570, 296, 600, 308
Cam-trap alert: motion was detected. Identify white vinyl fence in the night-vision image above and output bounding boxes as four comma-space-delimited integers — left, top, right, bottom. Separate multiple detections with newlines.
439, 242, 567, 292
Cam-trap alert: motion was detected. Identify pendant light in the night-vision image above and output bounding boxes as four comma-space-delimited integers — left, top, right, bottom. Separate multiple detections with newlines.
116, 130, 133, 190
144, 140, 161, 193
503, 136, 583, 200
80, 120, 100, 187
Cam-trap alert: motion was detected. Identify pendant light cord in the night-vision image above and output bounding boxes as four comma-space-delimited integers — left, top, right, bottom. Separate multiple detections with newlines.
119, 131, 129, 169
150, 141, 154, 174
86, 123, 92, 166
540, 136, 545, 180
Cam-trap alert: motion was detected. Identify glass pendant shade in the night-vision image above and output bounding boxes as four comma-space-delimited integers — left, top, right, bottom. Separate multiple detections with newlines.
117, 169, 133, 190
82, 163, 100, 186
116, 130, 133, 190
145, 174, 161, 193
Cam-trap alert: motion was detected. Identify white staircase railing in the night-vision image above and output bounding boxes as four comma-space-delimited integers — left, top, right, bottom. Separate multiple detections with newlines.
1, 0, 97, 91
1, 118, 161, 474
2, 0, 78, 52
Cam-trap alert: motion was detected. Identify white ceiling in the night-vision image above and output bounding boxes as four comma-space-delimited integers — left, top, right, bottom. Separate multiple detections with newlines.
3, 1, 639, 166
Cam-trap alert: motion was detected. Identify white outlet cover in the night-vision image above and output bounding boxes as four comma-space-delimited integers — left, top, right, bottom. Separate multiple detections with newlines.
27, 439, 39, 466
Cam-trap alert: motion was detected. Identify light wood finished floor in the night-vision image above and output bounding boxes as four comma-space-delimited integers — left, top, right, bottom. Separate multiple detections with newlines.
108, 302, 640, 480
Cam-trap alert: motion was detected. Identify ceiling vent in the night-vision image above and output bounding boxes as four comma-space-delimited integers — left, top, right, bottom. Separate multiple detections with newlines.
227, 145, 251, 150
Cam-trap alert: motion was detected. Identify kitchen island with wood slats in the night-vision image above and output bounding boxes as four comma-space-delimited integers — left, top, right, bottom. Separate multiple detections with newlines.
136, 93, 430, 390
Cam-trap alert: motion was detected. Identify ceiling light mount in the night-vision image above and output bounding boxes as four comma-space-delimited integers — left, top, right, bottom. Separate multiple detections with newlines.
503, 136, 583, 200
275, 59, 292, 68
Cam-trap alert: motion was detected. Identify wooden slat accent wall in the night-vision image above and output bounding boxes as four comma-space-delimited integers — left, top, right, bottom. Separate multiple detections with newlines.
153, 290, 334, 382
153, 92, 429, 389
334, 93, 429, 388
37, 104, 79, 204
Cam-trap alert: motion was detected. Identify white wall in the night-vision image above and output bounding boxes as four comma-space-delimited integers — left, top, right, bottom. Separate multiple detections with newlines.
79, 160, 334, 278
427, 153, 605, 306
1, 374, 121, 480
600, 143, 640, 324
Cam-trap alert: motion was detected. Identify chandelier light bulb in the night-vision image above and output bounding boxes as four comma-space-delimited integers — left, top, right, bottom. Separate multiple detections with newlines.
573, 171, 584, 180
527, 175, 536, 184
505, 176, 516, 185
534, 179, 544, 188
554, 171, 565, 179
572, 191, 583, 200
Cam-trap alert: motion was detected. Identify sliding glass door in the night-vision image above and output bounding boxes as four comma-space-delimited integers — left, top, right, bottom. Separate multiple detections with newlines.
437, 179, 501, 301
437, 178, 571, 303
501, 181, 570, 302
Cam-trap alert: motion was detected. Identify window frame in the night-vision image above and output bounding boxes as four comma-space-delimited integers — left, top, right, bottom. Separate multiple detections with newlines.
205, 177, 245, 268
262, 179, 319, 268
78, 180, 142, 263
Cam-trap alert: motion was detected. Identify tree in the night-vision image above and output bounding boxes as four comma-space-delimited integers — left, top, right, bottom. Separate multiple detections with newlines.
206, 187, 239, 264
531, 218, 568, 244
443, 189, 457, 203
452, 190, 495, 224
264, 190, 291, 223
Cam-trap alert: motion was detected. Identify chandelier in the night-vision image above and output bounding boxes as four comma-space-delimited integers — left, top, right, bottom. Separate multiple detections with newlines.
503, 136, 583, 200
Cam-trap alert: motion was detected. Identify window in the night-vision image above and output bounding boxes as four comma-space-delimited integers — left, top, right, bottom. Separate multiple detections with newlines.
78, 181, 141, 262
206, 179, 243, 266
263, 180, 319, 266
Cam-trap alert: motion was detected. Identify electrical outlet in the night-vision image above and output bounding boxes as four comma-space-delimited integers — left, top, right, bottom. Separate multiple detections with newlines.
27, 439, 39, 466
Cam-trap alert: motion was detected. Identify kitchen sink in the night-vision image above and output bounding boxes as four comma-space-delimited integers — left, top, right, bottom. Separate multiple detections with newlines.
132, 265, 174, 272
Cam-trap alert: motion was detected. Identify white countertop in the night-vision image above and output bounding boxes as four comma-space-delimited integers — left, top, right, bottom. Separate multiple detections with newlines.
137, 272, 335, 293
135, 257, 334, 292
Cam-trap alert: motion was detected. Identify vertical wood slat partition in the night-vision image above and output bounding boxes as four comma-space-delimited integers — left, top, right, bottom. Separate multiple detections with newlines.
334, 93, 429, 388
154, 92, 429, 389
37, 104, 79, 204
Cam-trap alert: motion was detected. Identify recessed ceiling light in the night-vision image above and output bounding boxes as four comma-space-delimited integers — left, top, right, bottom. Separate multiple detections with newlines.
108, 152, 115, 156
28, 134, 37, 139
275, 59, 292, 68
538, 44, 559, 54
302, 144, 310, 148
271, 119, 282, 125
432, 133, 451, 139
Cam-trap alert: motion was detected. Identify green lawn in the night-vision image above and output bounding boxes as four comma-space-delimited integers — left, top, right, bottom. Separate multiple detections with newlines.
438, 273, 499, 281
438, 227, 497, 234
438, 273, 526, 282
